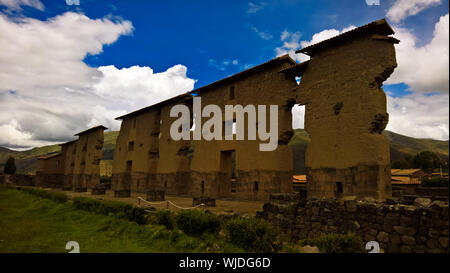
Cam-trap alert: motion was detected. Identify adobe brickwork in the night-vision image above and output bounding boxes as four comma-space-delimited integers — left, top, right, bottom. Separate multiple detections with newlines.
111, 19, 399, 201
293, 19, 398, 200
35, 125, 106, 192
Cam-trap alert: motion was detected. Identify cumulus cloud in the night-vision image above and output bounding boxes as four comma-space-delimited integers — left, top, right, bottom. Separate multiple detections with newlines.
387, 0, 441, 23
0, 0, 44, 11
291, 105, 305, 129
0, 12, 195, 149
386, 14, 449, 93
275, 25, 355, 63
386, 92, 449, 140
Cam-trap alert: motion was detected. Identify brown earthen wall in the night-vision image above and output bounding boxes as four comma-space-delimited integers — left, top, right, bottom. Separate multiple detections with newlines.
296, 34, 397, 200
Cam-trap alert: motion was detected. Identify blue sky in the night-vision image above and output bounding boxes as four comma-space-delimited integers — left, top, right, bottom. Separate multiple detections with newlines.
8, 0, 446, 90
0, 0, 448, 148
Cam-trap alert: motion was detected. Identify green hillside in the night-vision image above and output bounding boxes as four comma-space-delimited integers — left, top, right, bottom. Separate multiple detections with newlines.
0, 129, 448, 175
288, 129, 449, 174
0, 131, 119, 175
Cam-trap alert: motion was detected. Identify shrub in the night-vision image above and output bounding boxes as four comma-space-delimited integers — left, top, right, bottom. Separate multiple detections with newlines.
299, 233, 364, 253
421, 176, 449, 187
155, 210, 175, 230
175, 210, 221, 236
19, 187, 67, 203
72, 197, 147, 225
224, 217, 277, 253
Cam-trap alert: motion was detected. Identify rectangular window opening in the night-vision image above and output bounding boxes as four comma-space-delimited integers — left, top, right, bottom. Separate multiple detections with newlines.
336, 181, 343, 195
229, 86, 235, 100
126, 160, 132, 173
128, 141, 134, 151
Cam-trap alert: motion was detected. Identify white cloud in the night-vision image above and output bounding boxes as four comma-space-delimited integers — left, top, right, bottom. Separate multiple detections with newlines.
0, 0, 44, 11
275, 25, 355, 63
0, 119, 46, 149
208, 58, 241, 71
291, 105, 305, 129
247, 1, 267, 14
300, 25, 356, 48
0, 12, 195, 149
387, 0, 441, 23
386, 14, 449, 93
275, 30, 306, 62
386, 92, 449, 140
248, 25, 273, 40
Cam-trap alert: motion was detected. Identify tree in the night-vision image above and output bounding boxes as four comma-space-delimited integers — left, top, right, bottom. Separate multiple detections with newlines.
3, 157, 16, 174
412, 151, 441, 172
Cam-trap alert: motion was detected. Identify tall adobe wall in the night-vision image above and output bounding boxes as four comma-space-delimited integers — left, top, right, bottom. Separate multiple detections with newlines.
295, 20, 398, 200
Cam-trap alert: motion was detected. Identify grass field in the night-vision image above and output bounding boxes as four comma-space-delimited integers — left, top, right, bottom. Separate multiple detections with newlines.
0, 186, 243, 253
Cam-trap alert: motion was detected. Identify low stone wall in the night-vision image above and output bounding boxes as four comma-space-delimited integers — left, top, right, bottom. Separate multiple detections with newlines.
259, 194, 449, 253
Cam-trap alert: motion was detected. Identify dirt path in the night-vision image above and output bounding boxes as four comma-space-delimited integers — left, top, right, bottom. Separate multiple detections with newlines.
46, 188, 264, 216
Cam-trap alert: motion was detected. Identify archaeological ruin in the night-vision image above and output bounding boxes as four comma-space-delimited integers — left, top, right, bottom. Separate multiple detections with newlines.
36, 125, 106, 191
111, 18, 399, 201
19, 18, 402, 203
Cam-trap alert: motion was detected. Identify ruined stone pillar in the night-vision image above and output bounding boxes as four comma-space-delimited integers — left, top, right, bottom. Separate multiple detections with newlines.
294, 19, 399, 200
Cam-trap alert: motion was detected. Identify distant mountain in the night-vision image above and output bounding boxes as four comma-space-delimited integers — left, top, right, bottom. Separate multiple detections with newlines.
0, 130, 448, 175
289, 129, 449, 174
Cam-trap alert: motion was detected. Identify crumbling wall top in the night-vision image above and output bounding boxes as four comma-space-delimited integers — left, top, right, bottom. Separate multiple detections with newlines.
296, 18, 399, 56
74, 125, 108, 136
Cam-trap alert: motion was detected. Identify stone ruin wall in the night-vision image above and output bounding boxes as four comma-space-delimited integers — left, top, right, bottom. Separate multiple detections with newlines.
112, 98, 192, 197
260, 194, 449, 253
61, 141, 76, 190
297, 32, 397, 200
33, 20, 406, 203
111, 57, 298, 200
71, 129, 104, 192
35, 127, 104, 192
35, 154, 63, 188
189, 58, 297, 201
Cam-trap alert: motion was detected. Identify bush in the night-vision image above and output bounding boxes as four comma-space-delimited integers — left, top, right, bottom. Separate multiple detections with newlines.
175, 210, 221, 236
155, 210, 175, 230
19, 187, 67, 203
299, 233, 364, 253
224, 217, 277, 253
72, 197, 147, 225
421, 176, 449, 187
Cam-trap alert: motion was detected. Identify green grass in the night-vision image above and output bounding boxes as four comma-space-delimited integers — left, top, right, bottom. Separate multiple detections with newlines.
0, 186, 243, 253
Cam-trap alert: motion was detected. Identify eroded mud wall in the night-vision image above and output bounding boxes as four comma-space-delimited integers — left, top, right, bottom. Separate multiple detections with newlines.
296, 34, 397, 200
189, 57, 297, 201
